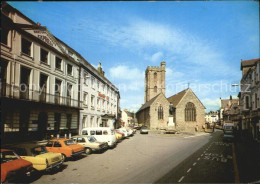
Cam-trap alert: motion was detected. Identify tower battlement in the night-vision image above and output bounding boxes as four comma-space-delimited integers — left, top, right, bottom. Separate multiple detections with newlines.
144, 61, 166, 102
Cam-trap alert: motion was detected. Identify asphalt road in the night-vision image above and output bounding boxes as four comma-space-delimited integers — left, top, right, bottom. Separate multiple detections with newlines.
156, 130, 235, 183
15, 130, 234, 183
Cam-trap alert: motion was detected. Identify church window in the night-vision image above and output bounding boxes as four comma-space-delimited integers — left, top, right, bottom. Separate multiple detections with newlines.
185, 102, 196, 121
158, 105, 163, 120
154, 86, 157, 93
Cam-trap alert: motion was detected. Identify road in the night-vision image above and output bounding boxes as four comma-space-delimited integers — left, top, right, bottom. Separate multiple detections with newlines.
16, 130, 235, 183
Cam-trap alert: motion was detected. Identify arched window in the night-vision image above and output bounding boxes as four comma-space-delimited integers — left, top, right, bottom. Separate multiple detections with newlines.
158, 105, 163, 120
154, 86, 157, 93
154, 72, 157, 81
185, 102, 196, 121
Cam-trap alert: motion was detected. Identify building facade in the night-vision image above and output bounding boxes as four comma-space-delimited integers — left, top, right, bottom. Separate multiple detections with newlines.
1, 3, 81, 143
167, 88, 206, 132
239, 58, 260, 141
220, 97, 239, 126
205, 111, 219, 124
79, 61, 120, 133
1, 2, 120, 144
136, 93, 170, 130
136, 61, 205, 132
145, 61, 165, 102
121, 109, 137, 127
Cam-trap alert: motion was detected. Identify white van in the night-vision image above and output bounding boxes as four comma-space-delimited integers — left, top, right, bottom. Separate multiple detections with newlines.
81, 127, 117, 148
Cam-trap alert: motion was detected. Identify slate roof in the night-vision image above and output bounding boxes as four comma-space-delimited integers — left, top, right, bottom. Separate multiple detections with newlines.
136, 93, 161, 113
167, 89, 188, 107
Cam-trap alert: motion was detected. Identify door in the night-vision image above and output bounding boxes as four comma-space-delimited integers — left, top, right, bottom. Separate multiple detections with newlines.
38, 112, 48, 139
19, 109, 29, 135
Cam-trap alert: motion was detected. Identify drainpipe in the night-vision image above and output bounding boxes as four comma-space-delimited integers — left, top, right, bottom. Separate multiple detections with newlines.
77, 66, 81, 135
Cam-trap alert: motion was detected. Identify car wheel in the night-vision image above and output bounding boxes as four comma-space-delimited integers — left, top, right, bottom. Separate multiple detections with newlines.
85, 148, 92, 155
61, 154, 67, 162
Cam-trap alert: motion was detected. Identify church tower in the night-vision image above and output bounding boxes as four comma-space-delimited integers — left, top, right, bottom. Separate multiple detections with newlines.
145, 61, 166, 102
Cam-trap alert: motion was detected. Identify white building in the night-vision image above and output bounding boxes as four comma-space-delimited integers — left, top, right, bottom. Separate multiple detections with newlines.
79, 61, 120, 133
205, 111, 219, 124
121, 109, 136, 127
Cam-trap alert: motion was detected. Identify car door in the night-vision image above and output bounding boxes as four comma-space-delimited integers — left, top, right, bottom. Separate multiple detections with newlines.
52, 141, 62, 153
45, 141, 54, 152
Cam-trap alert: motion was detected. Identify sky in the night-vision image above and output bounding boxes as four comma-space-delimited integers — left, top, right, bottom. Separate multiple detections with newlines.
8, 1, 259, 112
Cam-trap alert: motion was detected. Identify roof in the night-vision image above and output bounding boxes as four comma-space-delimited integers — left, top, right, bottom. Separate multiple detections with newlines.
225, 102, 239, 115
136, 93, 161, 113
124, 110, 135, 118
241, 58, 260, 69
221, 99, 230, 109
167, 89, 188, 107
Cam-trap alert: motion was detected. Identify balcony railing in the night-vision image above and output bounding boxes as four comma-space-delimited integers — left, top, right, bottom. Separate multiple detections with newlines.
1, 83, 82, 108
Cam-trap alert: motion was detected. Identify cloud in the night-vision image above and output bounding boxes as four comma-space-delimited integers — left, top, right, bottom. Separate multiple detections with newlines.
108, 65, 144, 81
150, 51, 164, 63
85, 18, 241, 111
201, 98, 220, 112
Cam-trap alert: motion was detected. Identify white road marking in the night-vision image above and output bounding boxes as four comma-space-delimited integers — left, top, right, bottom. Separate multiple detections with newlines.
201, 154, 203, 156
193, 162, 197, 166
187, 168, 192, 173
178, 176, 184, 182
197, 157, 200, 161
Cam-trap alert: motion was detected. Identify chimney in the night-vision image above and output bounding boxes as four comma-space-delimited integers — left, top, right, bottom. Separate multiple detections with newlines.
97, 62, 104, 77
37, 22, 41, 26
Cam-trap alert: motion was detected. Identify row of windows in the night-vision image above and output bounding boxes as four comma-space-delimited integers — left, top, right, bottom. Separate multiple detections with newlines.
83, 92, 116, 112
155, 102, 197, 122
83, 71, 117, 100
244, 93, 259, 110
21, 38, 74, 76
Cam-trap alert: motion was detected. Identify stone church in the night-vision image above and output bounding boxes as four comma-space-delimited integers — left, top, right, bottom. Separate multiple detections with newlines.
136, 61, 206, 132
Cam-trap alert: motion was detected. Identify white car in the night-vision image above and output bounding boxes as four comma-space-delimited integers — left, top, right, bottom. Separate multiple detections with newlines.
117, 128, 130, 137
81, 127, 117, 148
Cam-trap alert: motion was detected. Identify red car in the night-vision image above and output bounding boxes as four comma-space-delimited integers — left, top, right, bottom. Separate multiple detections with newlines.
1, 149, 33, 183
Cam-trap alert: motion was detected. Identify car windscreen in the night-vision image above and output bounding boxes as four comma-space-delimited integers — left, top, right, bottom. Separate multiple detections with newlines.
31, 146, 48, 155
1, 151, 20, 164
88, 136, 96, 143
64, 140, 76, 145
82, 130, 88, 135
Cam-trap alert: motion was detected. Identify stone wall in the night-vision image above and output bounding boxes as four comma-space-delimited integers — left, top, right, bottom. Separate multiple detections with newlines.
150, 94, 169, 130
136, 108, 150, 128
176, 89, 205, 132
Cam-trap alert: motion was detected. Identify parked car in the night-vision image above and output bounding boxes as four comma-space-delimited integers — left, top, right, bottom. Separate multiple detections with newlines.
140, 126, 149, 134
1, 149, 33, 183
7, 142, 63, 171
117, 128, 129, 137
223, 123, 234, 141
81, 127, 117, 148
115, 129, 125, 139
126, 127, 134, 136
72, 135, 108, 154
114, 131, 123, 142
134, 125, 141, 130
45, 138, 85, 160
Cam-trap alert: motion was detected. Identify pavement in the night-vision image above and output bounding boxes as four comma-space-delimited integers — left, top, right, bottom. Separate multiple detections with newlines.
234, 139, 260, 183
